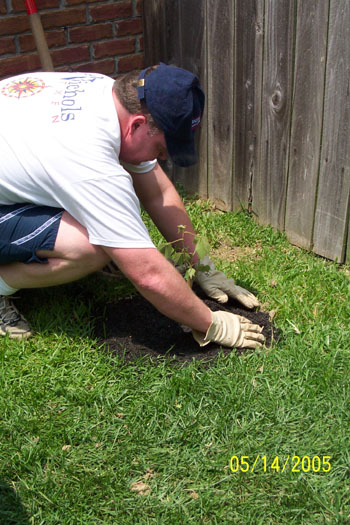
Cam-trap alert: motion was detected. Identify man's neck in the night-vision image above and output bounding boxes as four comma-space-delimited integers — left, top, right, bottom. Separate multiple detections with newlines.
112, 90, 129, 139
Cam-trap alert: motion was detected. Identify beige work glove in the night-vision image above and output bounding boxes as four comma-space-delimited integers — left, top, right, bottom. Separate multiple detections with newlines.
192, 310, 265, 349
194, 256, 260, 308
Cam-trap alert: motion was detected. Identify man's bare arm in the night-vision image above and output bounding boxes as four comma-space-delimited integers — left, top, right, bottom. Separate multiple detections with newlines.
103, 245, 211, 332
130, 162, 200, 262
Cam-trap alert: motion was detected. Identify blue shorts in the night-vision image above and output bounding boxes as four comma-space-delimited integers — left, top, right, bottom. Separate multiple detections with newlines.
0, 204, 64, 265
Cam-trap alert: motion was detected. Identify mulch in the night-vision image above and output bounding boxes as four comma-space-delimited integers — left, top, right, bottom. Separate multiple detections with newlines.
93, 285, 280, 365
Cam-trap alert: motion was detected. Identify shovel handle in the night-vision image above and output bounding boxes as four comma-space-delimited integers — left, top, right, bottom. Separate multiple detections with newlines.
25, 0, 54, 71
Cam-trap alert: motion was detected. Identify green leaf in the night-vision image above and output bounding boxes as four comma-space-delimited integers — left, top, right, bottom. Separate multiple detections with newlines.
158, 242, 175, 261
184, 267, 196, 281
172, 252, 185, 265
194, 234, 210, 260
163, 244, 175, 261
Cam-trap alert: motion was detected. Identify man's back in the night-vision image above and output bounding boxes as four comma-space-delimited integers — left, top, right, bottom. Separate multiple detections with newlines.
0, 72, 154, 249
0, 72, 117, 205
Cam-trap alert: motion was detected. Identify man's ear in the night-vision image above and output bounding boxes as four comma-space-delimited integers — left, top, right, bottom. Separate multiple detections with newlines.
130, 114, 147, 135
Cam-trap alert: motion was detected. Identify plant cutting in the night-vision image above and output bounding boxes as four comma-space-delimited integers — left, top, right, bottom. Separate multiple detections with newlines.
157, 225, 211, 287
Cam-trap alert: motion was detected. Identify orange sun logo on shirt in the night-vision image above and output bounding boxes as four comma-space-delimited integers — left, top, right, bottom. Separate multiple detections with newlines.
1, 77, 45, 98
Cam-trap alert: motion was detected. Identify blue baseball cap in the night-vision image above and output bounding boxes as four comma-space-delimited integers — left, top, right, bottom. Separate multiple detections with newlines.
137, 63, 205, 167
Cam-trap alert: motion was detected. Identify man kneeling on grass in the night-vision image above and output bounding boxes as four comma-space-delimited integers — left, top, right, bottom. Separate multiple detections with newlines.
0, 64, 264, 350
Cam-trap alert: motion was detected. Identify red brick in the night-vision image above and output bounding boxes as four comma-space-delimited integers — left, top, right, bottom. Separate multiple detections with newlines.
70, 23, 113, 44
36, 0, 60, 9
90, 2, 132, 23
116, 18, 142, 37
94, 37, 135, 59
18, 34, 36, 53
71, 59, 115, 75
50, 44, 90, 66
42, 29, 66, 48
0, 15, 29, 36
0, 54, 41, 79
0, 37, 16, 55
19, 30, 66, 52
139, 35, 144, 52
117, 53, 144, 73
12, 0, 60, 12
41, 8, 86, 30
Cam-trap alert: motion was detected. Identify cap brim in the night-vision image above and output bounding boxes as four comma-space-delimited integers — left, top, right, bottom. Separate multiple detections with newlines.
165, 134, 198, 167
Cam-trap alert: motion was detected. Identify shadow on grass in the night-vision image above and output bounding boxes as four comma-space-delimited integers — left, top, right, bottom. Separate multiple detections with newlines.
0, 479, 30, 525
15, 281, 281, 366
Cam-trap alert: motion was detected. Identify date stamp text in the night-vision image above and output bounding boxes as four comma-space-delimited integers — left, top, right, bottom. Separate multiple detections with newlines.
229, 455, 331, 474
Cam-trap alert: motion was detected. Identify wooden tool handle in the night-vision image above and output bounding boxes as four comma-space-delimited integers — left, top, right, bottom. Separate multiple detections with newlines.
25, 0, 54, 71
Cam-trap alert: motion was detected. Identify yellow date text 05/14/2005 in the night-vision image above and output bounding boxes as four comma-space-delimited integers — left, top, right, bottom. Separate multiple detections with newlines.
229, 456, 331, 474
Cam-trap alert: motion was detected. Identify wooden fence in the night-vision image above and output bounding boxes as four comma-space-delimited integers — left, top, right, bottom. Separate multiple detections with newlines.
143, 0, 350, 263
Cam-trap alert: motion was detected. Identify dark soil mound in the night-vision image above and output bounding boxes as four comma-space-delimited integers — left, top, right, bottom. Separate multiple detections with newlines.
93, 286, 280, 365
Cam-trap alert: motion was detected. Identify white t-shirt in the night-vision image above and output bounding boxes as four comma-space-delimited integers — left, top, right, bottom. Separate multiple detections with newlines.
0, 72, 157, 248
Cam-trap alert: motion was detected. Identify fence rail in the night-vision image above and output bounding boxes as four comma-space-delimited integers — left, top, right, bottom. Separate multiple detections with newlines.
143, 0, 350, 263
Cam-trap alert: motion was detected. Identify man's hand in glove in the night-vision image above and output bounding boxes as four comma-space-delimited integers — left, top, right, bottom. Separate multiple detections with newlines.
192, 310, 265, 349
194, 256, 260, 309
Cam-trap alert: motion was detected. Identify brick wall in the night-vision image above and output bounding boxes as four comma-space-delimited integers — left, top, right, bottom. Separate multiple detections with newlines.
0, 0, 144, 80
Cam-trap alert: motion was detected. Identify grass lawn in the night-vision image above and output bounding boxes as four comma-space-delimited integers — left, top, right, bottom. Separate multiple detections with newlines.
1, 195, 350, 524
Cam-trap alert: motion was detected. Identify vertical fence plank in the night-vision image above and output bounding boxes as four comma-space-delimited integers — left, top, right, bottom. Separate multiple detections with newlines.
233, 0, 264, 212
143, 0, 182, 66
285, 0, 329, 249
313, 0, 350, 262
252, 0, 295, 230
206, 0, 234, 210
163, 0, 182, 67
172, 0, 208, 198
143, 0, 181, 176
143, 0, 167, 66
284, 0, 329, 250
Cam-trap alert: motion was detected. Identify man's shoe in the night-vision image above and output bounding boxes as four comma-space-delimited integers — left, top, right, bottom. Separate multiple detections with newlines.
0, 296, 32, 339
